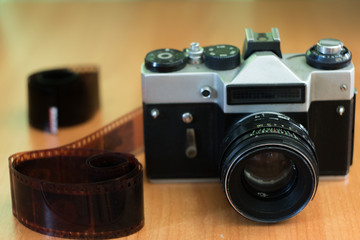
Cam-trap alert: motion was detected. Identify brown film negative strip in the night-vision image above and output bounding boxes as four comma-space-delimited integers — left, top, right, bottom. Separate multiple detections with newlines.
9, 68, 145, 239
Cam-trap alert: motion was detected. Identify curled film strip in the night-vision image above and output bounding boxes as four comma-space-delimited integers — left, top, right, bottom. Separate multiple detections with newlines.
9, 67, 145, 239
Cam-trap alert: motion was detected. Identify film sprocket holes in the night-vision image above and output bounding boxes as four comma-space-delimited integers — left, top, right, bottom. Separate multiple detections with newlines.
141, 28, 356, 222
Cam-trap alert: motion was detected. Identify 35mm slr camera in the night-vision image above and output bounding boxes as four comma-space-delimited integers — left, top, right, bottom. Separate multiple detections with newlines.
141, 28, 356, 222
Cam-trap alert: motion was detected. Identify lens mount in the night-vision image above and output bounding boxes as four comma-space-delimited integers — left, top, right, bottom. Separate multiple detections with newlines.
220, 112, 319, 223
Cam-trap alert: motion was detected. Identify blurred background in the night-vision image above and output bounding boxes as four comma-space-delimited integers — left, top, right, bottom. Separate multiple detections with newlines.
1, 0, 360, 239
1, 0, 359, 150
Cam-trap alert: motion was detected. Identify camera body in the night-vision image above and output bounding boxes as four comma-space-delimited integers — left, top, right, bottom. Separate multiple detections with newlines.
141, 28, 355, 181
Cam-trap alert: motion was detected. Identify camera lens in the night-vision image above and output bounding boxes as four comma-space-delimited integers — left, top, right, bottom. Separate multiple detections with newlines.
220, 112, 318, 223
243, 150, 297, 199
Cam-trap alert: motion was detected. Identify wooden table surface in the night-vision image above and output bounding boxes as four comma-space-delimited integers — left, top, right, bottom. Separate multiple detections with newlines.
1, 1, 360, 239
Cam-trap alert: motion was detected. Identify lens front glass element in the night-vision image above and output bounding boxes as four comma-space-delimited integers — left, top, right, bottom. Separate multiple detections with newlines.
243, 150, 296, 198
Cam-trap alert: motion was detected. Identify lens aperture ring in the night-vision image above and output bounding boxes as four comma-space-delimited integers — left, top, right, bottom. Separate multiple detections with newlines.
221, 112, 316, 169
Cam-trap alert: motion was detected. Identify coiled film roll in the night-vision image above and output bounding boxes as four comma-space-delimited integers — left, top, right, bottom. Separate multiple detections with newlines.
9, 67, 145, 239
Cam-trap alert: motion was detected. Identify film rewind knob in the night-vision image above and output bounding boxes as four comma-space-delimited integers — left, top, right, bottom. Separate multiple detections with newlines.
316, 39, 343, 55
305, 38, 352, 70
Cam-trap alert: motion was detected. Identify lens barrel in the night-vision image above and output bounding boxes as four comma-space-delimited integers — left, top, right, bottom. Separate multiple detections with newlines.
220, 112, 319, 223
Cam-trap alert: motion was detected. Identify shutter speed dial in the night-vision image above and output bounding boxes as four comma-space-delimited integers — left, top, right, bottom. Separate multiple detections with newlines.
204, 45, 241, 70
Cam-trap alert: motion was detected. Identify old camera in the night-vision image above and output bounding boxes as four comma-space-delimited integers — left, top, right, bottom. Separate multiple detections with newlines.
141, 28, 355, 222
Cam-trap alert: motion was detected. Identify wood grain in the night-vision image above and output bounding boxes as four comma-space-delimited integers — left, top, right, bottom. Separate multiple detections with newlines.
0, 1, 359, 239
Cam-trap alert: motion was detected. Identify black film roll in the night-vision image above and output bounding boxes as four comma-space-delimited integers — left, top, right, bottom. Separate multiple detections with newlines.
28, 67, 100, 133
